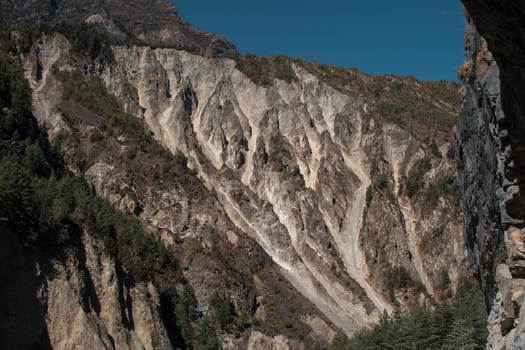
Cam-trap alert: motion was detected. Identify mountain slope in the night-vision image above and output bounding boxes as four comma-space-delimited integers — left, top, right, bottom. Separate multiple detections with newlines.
22, 27, 467, 337
0, 0, 236, 55
0, 1, 472, 348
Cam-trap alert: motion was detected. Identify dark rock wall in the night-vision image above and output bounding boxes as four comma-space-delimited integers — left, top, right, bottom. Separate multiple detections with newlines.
0, 228, 51, 350
457, 11, 506, 308
459, 1, 525, 347
461, 1, 525, 226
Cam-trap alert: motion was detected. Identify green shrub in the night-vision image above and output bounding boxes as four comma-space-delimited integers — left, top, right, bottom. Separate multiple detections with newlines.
406, 157, 431, 197
24, 141, 50, 176
0, 157, 33, 230
236, 311, 250, 331
161, 284, 197, 349
423, 175, 458, 208
174, 151, 188, 166
429, 139, 442, 158
329, 332, 351, 350
231, 53, 296, 86
375, 173, 390, 191
386, 266, 414, 291
365, 185, 373, 207
126, 147, 137, 160
210, 292, 235, 330
284, 318, 293, 329
439, 269, 451, 291
197, 316, 222, 350
0, 53, 33, 121
90, 129, 103, 142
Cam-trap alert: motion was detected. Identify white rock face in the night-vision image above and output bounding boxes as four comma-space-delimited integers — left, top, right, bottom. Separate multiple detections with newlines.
108, 46, 390, 332
100, 45, 465, 334
26, 34, 467, 338
45, 230, 172, 350
247, 331, 305, 350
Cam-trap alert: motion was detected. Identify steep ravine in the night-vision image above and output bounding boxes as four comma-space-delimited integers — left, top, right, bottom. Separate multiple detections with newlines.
399, 201, 435, 297
383, 125, 436, 297
339, 145, 391, 314
1, 0, 501, 345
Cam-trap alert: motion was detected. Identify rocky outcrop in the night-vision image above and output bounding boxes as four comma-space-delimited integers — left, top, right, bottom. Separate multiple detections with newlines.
45, 231, 172, 350
0, 0, 236, 56
0, 225, 173, 350
247, 331, 305, 350
458, 2, 525, 348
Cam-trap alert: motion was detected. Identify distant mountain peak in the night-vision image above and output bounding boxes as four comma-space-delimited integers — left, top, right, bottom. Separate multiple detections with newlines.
0, 0, 237, 56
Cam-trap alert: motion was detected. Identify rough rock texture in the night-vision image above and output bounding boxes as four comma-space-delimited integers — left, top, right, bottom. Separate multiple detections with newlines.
247, 331, 305, 350
22, 33, 340, 349
16, 30, 468, 345
458, 2, 525, 348
45, 232, 172, 350
0, 225, 172, 350
81, 41, 465, 334
0, 0, 236, 56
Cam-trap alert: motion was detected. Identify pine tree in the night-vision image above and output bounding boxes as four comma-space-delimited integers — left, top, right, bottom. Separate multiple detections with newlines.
426, 303, 453, 349
0, 157, 33, 231
329, 331, 350, 350
452, 281, 488, 348
197, 316, 222, 350
441, 317, 477, 350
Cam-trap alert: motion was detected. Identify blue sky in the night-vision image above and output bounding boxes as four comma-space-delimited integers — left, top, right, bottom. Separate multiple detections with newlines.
174, 1, 466, 82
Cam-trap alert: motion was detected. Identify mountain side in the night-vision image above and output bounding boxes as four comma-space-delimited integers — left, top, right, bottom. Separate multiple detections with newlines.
458, 1, 525, 348
0, 50, 177, 349
0, 1, 472, 347
20, 25, 467, 337
0, 0, 236, 56
9, 30, 336, 349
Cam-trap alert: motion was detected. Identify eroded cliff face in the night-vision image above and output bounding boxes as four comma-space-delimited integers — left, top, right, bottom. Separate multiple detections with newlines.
12, 20, 469, 347
0, 226, 173, 350
21, 33, 339, 349
24, 35, 468, 336
458, 2, 525, 348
